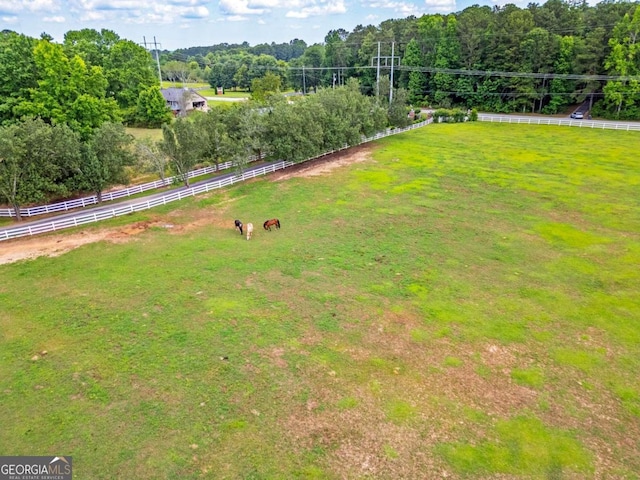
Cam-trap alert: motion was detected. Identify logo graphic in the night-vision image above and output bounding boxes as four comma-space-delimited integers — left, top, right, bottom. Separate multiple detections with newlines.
0, 456, 72, 480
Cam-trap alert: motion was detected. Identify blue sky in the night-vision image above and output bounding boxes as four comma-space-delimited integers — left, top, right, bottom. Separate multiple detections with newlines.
2, 0, 531, 50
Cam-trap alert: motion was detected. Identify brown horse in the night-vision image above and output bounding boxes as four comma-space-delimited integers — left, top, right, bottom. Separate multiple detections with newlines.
263, 218, 281, 231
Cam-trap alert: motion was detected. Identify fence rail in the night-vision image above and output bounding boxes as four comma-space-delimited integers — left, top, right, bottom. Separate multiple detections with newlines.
478, 114, 640, 131
0, 119, 431, 242
0, 156, 263, 218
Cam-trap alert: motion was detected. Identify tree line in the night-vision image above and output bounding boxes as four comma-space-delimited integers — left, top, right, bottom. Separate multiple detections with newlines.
163, 1, 639, 119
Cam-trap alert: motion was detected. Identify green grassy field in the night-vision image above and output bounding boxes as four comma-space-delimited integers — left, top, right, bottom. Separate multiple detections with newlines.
126, 127, 163, 142
1, 123, 639, 479
161, 81, 211, 89
200, 90, 251, 99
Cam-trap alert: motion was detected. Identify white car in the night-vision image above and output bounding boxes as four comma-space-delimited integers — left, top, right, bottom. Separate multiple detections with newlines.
571, 112, 584, 119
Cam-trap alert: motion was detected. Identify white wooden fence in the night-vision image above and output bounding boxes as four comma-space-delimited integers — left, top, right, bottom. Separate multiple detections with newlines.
0, 156, 262, 218
0, 118, 432, 242
478, 114, 640, 131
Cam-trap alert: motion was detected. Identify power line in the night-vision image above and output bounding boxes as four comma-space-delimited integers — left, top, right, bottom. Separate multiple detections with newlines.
284, 65, 639, 82
394, 65, 639, 81
416, 90, 613, 97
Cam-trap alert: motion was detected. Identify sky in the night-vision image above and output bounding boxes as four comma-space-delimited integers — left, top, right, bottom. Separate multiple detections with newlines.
2, 0, 533, 51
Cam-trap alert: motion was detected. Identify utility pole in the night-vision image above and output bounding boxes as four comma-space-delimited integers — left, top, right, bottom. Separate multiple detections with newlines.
302, 66, 306, 95
153, 37, 163, 86
376, 41, 381, 98
389, 41, 395, 104
372, 42, 400, 102
143, 36, 163, 86
333, 73, 336, 89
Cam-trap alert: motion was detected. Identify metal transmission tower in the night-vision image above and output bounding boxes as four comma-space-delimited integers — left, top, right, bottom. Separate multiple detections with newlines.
142, 36, 163, 85
371, 41, 401, 103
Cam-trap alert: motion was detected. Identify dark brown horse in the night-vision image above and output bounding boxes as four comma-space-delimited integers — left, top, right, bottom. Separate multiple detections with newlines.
263, 218, 281, 231
234, 219, 243, 235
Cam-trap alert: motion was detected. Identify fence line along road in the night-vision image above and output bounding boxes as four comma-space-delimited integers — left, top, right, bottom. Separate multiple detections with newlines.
0, 119, 431, 242
478, 114, 640, 131
0, 155, 263, 218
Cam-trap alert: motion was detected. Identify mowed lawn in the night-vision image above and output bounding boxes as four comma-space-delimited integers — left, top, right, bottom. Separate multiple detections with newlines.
0, 123, 638, 479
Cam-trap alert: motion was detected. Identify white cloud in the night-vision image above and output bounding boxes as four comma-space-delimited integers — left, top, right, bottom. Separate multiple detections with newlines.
0, 0, 57, 14
0, 3, 19, 15
219, 0, 268, 15
79, 9, 107, 21
43, 15, 66, 22
168, 0, 209, 5
180, 5, 209, 18
227, 14, 249, 21
424, 0, 455, 12
364, 1, 421, 16
219, 0, 347, 17
59, 0, 212, 25
286, 0, 346, 19
25, 0, 58, 12
77, 0, 140, 10
1, 15, 18, 23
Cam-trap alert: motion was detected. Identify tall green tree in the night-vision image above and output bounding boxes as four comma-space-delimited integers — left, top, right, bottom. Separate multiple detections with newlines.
163, 60, 191, 84
17, 40, 119, 139
457, 5, 492, 69
0, 118, 80, 220
356, 31, 382, 96
299, 44, 325, 92
602, 7, 640, 118
225, 102, 270, 164
194, 108, 235, 169
402, 39, 426, 104
135, 86, 173, 128
160, 118, 202, 187
324, 29, 352, 86
519, 27, 557, 112
104, 40, 159, 122
309, 79, 387, 150
135, 138, 170, 185
433, 16, 461, 107
251, 72, 282, 102
545, 36, 577, 113
63, 28, 119, 67
75, 122, 134, 202
0, 32, 37, 125
265, 99, 324, 163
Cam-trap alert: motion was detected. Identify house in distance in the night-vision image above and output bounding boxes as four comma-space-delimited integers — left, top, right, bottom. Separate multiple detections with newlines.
160, 88, 209, 116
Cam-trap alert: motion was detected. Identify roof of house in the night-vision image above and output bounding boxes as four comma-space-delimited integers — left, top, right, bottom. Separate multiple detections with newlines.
160, 88, 206, 103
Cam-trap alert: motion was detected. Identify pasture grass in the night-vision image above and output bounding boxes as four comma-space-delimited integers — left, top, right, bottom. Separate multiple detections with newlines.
161, 81, 210, 89
199, 89, 250, 99
125, 127, 163, 142
1, 122, 639, 478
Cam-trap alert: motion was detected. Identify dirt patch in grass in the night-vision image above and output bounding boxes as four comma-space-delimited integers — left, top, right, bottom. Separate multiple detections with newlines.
0, 215, 216, 265
271, 144, 373, 181
0, 222, 160, 265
